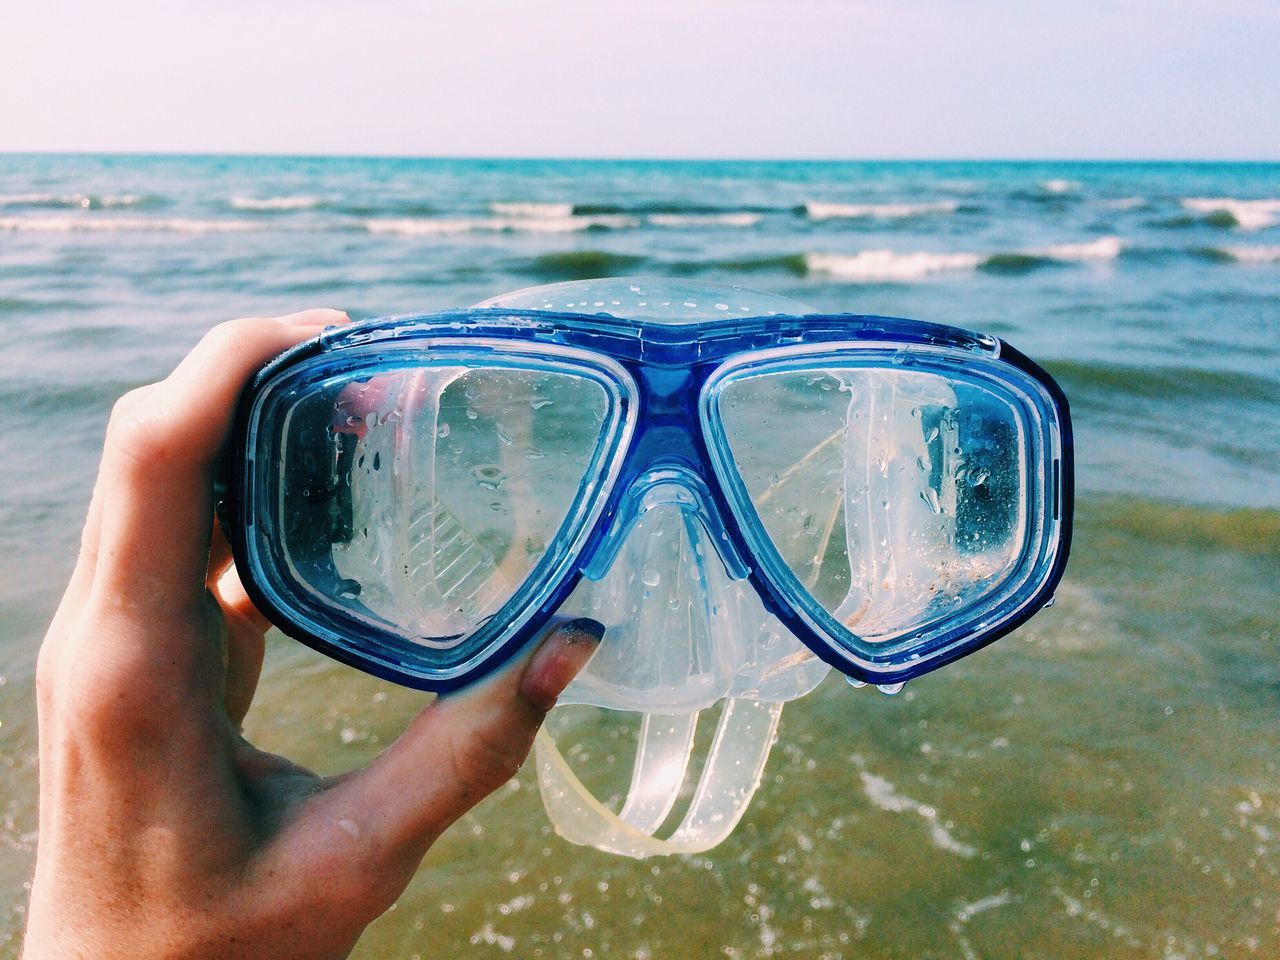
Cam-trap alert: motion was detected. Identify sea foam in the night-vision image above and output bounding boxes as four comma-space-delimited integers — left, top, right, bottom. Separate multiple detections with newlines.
804, 236, 1122, 282
804, 200, 959, 221
230, 195, 323, 211
0, 193, 145, 209
1219, 245, 1280, 264
805, 250, 983, 280
648, 212, 761, 228
1181, 198, 1280, 230
0, 215, 257, 233
365, 214, 638, 235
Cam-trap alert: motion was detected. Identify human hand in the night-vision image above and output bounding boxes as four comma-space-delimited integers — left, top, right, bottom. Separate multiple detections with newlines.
23, 310, 602, 960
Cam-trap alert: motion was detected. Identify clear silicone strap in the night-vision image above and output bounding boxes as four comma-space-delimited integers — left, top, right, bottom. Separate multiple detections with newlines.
534, 698, 783, 858
617, 713, 699, 833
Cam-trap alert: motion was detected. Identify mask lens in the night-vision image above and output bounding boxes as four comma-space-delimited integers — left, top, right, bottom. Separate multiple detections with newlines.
716, 363, 1030, 650
263, 360, 612, 649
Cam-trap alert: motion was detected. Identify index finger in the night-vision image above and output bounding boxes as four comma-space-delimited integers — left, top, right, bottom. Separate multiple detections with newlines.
90, 310, 349, 630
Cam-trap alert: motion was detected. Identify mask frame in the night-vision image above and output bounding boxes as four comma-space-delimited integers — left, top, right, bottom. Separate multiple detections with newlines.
224, 306, 1073, 692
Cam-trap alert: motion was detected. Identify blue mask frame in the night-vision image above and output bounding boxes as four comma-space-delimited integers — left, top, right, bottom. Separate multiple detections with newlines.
224, 308, 1073, 692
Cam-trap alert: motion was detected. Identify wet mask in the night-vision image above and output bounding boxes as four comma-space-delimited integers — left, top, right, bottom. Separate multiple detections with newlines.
226, 278, 1073, 857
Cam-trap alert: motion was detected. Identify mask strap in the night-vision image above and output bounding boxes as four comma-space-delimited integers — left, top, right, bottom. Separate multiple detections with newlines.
534, 697, 783, 858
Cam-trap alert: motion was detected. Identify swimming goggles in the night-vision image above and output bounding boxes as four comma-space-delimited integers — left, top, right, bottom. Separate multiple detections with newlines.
225, 284, 1073, 697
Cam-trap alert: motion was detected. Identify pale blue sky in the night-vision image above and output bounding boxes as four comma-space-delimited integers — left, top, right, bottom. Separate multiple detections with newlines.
2, 0, 1277, 158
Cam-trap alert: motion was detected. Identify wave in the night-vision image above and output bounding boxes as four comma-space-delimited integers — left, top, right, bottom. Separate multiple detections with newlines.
1044, 358, 1280, 406
229, 194, 323, 212
1180, 198, 1280, 231
806, 249, 983, 281
365, 214, 638, 235
648, 212, 761, 228
490, 201, 574, 218
518, 250, 649, 281
1040, 179, 1079, 194
0, 192, 157, 210
803, 200, 959, 221
0, 215, 259, 234
491, 201, 760, 229
1204, 245, 1280, 264
572, 201, 775, 216
801, 237, 1122, 282
1083, 496, 1280, 559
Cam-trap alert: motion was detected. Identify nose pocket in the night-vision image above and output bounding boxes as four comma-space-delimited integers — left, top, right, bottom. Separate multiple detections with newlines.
558, 471, 751, 713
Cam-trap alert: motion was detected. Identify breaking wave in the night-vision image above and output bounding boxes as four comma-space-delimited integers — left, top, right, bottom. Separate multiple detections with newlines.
229, 195, 324, 212
0, 192, 157, 210
0, 215, 259, 234
802, 200, 959, 221
1180, 198, 1280, 231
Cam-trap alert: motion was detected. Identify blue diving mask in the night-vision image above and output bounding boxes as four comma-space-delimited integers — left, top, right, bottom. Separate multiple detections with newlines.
226, 278, 1073, 857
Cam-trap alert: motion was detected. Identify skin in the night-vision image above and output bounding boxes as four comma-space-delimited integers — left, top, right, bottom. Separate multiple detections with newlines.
23, 310, 602, 960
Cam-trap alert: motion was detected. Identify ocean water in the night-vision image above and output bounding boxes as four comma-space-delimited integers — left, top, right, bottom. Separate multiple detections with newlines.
0, 155, 1277, 957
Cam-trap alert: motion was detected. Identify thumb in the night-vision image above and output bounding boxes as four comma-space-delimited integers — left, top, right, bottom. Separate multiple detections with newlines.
321, 618, 604, 856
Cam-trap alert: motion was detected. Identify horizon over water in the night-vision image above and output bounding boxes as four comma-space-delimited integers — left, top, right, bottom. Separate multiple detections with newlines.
0, 155, 1277, 958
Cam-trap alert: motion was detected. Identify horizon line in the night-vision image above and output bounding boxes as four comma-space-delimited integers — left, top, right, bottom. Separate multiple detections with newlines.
3, 150, 1279, 165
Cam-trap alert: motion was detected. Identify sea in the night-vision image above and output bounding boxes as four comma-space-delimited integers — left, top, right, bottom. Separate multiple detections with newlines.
0, 155, 1277, 958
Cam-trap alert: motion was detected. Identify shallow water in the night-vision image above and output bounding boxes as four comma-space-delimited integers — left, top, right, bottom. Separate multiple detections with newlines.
1, 156, 1278, 957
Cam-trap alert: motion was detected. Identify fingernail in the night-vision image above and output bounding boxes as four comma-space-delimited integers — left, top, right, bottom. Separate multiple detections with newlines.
521, 618, 605, 711
557, 617, 606, 646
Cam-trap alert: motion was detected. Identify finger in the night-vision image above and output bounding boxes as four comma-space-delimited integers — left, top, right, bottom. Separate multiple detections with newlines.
320, 618, 604, 856
90, 310, 348, 627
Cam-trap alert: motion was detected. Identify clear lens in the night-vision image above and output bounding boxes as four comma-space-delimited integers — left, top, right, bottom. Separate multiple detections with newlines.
267, 361, 611, 647
717, 364, 1029, 648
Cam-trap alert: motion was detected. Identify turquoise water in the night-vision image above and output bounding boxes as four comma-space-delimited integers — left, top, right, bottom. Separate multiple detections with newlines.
0, 156, 1278, 957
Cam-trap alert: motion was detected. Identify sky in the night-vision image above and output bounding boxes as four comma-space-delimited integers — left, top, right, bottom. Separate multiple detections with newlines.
2, 0, 1278, 159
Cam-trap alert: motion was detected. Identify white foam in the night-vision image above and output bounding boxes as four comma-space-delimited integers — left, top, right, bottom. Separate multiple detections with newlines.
859, 770, 977, 858
1041, 179, 1079, 194
648, 212, 761, 228
1221, 245, 1280, 263
364, 217, 476, 236
365, 214, 638, 235
0, 193, 142, 208
230, 194, 321, 211
1182, 197, 1280, 230
1037, 236, 1123, 261
806, 249, 982, 281
489, 201, 574, 218
805, 200, 958, 220
0, 215, 257, 234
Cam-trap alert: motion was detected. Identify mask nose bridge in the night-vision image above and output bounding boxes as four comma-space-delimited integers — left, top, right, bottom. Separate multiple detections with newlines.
580, 462, 751, 583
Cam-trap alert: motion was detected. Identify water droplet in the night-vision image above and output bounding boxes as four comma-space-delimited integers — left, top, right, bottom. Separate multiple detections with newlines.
969, 470, 989, 487
530, 398, 553, 410
925, 426, 940, 443
642, 569, 661, 587
877, 682, 906, 695
472, 464, 506, 490
919, 487, 942, 514
845, 676, 867, 688
436, 423, 450, 439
